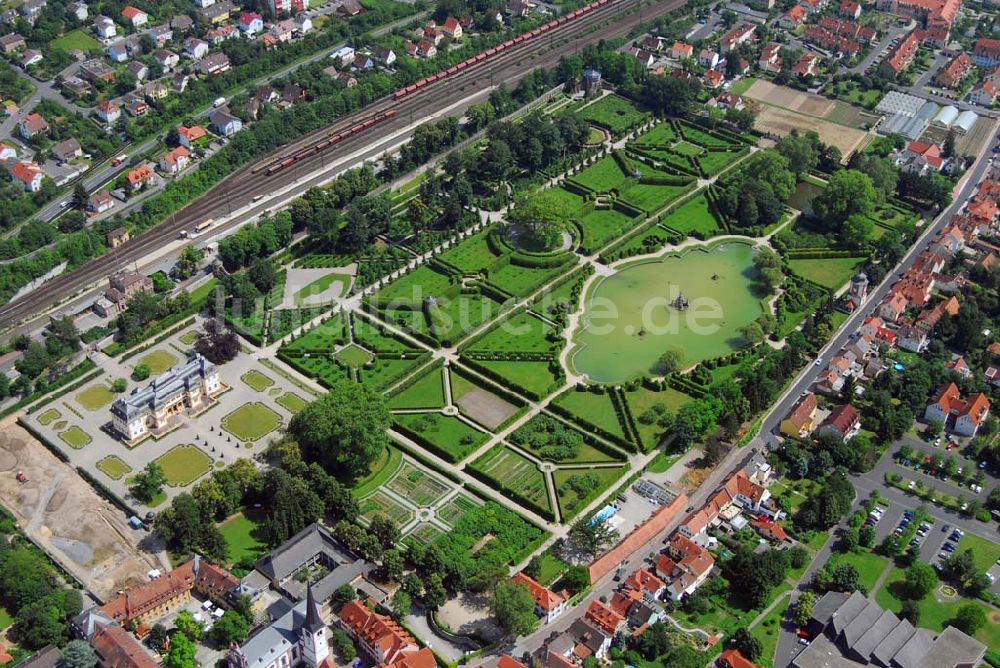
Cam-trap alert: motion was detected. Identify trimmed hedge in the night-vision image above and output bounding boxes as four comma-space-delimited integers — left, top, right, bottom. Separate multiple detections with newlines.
2, 358, 99, 419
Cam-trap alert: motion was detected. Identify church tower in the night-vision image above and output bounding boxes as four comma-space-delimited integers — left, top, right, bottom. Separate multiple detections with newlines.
299, 584, 329, 668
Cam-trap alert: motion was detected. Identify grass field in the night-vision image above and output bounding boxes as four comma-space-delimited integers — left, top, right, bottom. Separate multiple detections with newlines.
624, 385, 694, 449
241, 369, 274, 392
221, 402, 282, 442
875, 566, 1000, 651
471, 446, 550, 511
0, 606, 11, 631
137, 350, 178, 375
393, 411, 488, 461
154, 444, 212, 486
553, 466, 626, 520
335, 343, 375, 368
276, 392, 308, 414
96, 455, 131, 480
219, 510, 267, 565
512, 413, 624, 463
179, 330, 198, 345
956, 533, 1000, 573
59, 426, 91, 449
76, 384, 116, 411
788, 256, 865, 289
388, 365, 446, 409
551, 391, 629, 444
466, 311, 558, 354
577, 207, 640, 249
351, 446, 404, 498
533, 552, 570, 586
51, 28, 100, 52
824, 550, 890, 592
472, 359, 561, 398
571, 156, 629, 192
577, 94, 651, 136
661, 193, 720, 235
621, 181, 691, 214
750, 598, 788, 668
633, 122, 677, 146
37, 409, 60, 425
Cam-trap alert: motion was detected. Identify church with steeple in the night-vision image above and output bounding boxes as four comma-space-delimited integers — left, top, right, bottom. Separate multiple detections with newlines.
227, 585, 334, 668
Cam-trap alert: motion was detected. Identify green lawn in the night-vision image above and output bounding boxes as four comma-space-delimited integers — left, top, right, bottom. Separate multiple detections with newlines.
219, 510, 267, 566
393, 412, 488, 462
178, 330, 198, 345
241, 369, 274, 392
956, 533, 1000, 573
276, 392, 308, 414
37, 408, 60, 425
351, 446, 404, 498
534, 552, 570, 586
471, 359, 562, 398
96, 455, 132, 480
729, 77, 757, 96
51, 28, 100, 52
577, 94, 651, 136
335, 343, 375, 368
0, 606, 13, 630
59, 426, 91, 449
154, 444, 212, 486
552, 390, 630, 444
553, 466, 627, 521
294, 272, 351, 304
825, 550, 890, 592
661, 193, 721, 235
623, 385, 693, 449
388, 365, 446, 409
465, 311, 559, 354
76, 384, 116, 411
571, 155, 629, 192
875, 567, 1000, 652
221, 402, 283, 442
137, 350, 178, 375
751, 598, 789, 668
788, 257, 865, 289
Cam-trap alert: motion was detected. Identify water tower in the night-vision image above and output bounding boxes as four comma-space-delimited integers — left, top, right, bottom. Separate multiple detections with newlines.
583, 67, 602, 97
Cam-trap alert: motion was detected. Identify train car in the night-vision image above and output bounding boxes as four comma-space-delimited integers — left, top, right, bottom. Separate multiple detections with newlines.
362, 118, 375, 129
350, 123, 364, 133
385, 109, 397, 118
427, 73, 440, 83
545, 19, 559, 28
485, 47, 497, 56
455, 61, 467, 70
446, 65, 459, 75
530, 27, 542, 36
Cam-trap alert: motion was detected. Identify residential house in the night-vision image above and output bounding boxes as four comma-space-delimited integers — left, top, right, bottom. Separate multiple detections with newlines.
294, 15, 313, 33
172, 14, 194, 33
415, 39, 436, 58
622, 568, 666, 599
819, 404, 861, 441
177, 125, 207, 149
93, 14, 116, 39
209, 108, 242, 136
704, 69, 724, 88
561, 617, 613, 660
52, 138, 82, 163
898, 324, 930, 352
171, 72, 189, 93
147, 25, 172, 45
79, 58, 114, 82
934, 52, 971, 88
630, 48, 655, 68
159, 146, 191, 174
20, 49, 42, 68
19, 112, 48, 139
352, 53, 374, 70
269, 19, 294, 42
281, 83, 306, 105
126, 60, 148, 81
336, 0, 364, 16
671, 41, 693, 59
0, 142, 17, 160
719, 24, 755, 53
107, 43, 127, 62
969, 80, 998, 106
183, 37, 209, 59
973, 37, 1000, 66
67, 2, 88, 21
154, 49, 180, 71
122, 93, 148, 116
0, 33, 25, 53
780, 393, 818, 438
698, 48, 719, 68
440, 16, 462, 38
709, 91, 745, 110
840, 0, 862, 17
197, 52, 231, 75
511, 572, 565, 623
655, 533, 715, 600
642, 36, 664, 52
96, 99, 120, 123
945, 356, 972, 378
88, 191, 114, 214
106, 226, 128, 246
199, 0, 236, 24
792, 51, 819, 77
718, 649, 762, 668
205, 24, 238, 43
759, 43, 781, 71
61, 76, 92, 98
121, 6, 148, 28
238, 11, 263, 34
125, 164, 154, 191
373, 46, 396, 66
879, 30, 920, 76
878, 292, 909, 323
780, 5, 808, 29
752, 520, 789, 543
9, 161, 43, 192
925, 383, 991, 436
584, 600, 625, 639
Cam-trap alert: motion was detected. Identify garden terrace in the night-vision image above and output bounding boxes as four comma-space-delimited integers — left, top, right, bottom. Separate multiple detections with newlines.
574, 93, 652, 138
628, 120, 751, 180
278, 312, 430, 393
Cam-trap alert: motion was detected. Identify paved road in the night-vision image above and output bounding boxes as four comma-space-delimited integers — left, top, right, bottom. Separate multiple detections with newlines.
846, 23, 910, 76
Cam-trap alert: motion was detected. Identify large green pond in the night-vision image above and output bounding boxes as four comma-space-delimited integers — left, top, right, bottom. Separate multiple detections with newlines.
568, 242, 762, 383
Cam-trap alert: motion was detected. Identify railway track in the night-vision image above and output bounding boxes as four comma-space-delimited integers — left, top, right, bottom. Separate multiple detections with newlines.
0, 0, 685, 331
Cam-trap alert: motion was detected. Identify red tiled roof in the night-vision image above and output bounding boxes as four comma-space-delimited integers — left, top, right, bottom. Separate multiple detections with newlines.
340, 600, 419, 664
588, 493, 688, 583
719, 649, 762, 668
511, 572, 563, 612
122, 6, 147, 20
91, 625, 158, 668
126, 165, 153, 185
584, 599, 624, 636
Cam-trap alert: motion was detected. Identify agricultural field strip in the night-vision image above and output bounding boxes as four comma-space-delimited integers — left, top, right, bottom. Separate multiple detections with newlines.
273, 123, 756, 525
